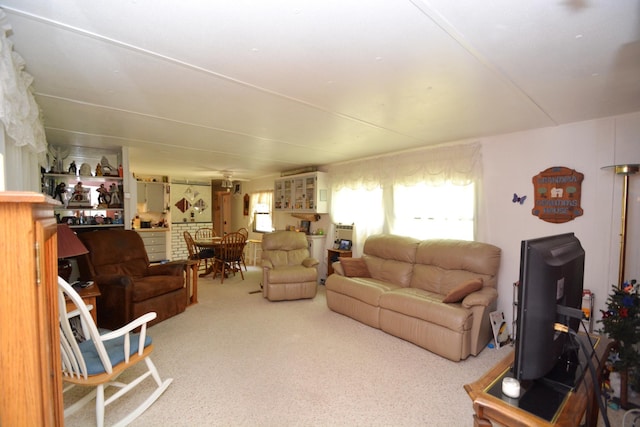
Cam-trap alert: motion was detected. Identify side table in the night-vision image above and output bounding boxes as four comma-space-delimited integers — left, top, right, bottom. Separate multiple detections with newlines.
66, 284, 101, 324
464, 334, 610, 426
168, 260, 199, 306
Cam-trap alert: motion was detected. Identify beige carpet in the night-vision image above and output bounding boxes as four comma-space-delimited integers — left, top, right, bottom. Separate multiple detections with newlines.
64, 266, 621, 426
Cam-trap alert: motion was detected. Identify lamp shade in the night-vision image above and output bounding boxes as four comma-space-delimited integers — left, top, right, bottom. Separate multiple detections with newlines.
57, 224, 89, 259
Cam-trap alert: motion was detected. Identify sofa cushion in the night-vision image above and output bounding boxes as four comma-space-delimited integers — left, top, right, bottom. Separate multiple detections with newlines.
412, 239, 501, 289
325, 275, 402, 307
361, 234, 419, 287
268, 265, 317, 284
442, 278, 483, 303
363, 234, 420, 262
339, 257, 371, 278
363, 256, 415, 287
132, 275, 185, 302
379, 288, 473, 332
262, 231, 312, 267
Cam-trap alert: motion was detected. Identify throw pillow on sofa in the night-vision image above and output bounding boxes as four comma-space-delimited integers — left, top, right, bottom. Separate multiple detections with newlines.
442, 278, 483, 303
339, 257, 371, 278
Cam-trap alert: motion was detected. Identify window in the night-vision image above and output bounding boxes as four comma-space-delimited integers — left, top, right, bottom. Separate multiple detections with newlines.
250, 191, 273, 233
253, 209, 272, 233
392, 182, 475, 240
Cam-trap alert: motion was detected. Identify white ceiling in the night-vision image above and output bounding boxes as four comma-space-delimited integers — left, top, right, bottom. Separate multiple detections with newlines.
1, 1, 639, 180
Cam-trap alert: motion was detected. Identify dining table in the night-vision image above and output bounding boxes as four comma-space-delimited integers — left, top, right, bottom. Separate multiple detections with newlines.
194, 236, 222, 277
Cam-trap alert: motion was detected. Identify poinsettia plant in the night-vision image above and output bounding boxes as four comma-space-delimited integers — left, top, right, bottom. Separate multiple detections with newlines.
598, 279, 640, 371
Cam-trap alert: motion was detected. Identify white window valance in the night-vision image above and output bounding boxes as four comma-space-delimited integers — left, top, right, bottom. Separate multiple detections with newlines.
0, 9, 46, 154
328, 142, 481, 190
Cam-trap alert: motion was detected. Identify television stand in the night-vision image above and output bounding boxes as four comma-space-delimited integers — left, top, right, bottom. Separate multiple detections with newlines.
541, 333, 595, 393
464, 334, 610, 426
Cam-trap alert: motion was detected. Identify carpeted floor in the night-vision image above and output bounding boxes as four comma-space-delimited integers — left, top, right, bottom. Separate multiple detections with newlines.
63, 266, 623, 426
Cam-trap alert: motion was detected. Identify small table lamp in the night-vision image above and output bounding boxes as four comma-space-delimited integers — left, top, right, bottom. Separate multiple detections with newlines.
57, 224, 89, 282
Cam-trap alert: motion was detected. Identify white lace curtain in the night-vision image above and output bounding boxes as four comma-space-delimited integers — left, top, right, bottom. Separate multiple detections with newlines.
327, 142, 483, 255
328, 142, 481, 190
0, 9, 47, 191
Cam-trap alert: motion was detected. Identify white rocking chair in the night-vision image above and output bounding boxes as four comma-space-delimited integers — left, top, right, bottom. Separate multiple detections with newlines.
58, 277, 172, 427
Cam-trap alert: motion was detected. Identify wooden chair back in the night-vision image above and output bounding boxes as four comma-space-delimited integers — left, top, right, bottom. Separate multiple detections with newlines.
237, 227, 249, 239
195, 227, 216, 240
183, 231, 199, 261
213, 232, 247, 283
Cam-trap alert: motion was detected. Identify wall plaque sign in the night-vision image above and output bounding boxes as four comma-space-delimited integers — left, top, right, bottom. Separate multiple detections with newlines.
531, 166, 584, 223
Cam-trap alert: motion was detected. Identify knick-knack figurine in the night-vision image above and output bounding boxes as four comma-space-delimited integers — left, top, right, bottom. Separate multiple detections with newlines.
68, 161, 77, 175
108, 183, 121, 207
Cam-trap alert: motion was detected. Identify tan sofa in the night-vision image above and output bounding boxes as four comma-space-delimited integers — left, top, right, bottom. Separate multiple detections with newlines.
325, 234, 501, 361
261, 231, 319, 301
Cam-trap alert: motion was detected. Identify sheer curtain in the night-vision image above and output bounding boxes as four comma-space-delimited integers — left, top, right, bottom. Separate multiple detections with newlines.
328, 143, 482, 255
0, 10, 47, 191
248, 190, 273, 230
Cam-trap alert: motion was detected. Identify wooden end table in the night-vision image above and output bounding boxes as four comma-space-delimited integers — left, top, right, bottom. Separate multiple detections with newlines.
464, 334, 611, 426
66, 284, 101, 324
168, 259, 199, 306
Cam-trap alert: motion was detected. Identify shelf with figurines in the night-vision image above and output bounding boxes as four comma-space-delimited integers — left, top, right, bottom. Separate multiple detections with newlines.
42, 157, 125, 228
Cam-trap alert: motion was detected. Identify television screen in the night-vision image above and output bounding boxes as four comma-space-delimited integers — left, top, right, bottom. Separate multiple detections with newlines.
512, 232, 585, 386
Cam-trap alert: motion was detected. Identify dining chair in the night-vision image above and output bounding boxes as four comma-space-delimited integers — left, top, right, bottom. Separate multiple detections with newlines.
212, 232, 246, 283
184, 231, 215, 274
58, 277, 172, 427
195, 227, 216, 240
194, 228, 217, 270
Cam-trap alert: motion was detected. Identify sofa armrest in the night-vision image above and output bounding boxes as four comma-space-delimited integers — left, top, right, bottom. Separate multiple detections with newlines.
261, 259, 274, 270
147, 263, 184, 276
302, 257, 319, 268
331, 261, 345, 276
461, 287, 498, 308
93, 274, 135, 330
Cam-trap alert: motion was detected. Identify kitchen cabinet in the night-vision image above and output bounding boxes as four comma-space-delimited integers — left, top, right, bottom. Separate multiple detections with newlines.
274, 172, 328, 213
0, 192, 63, 426
137, 181, 166, 213
136, 229, 169, 262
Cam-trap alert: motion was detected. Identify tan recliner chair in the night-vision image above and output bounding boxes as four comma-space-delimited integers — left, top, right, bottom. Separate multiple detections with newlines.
261, 231, 319, 301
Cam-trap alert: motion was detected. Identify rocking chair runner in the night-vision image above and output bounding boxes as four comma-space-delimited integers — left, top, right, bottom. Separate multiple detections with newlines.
58, 277, 172, 427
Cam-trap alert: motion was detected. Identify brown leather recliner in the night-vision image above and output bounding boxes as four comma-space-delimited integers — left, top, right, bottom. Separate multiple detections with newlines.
261, 231, 318, 301
77, 229, 187, 329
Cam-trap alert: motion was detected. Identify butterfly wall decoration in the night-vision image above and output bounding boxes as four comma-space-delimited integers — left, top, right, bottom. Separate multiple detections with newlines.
512, 193, 527, 205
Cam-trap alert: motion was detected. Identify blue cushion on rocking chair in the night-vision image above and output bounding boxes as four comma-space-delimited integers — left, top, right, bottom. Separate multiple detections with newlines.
78, 333, 153, 375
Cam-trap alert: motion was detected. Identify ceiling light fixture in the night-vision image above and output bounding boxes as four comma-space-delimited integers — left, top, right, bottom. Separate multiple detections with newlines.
221, 174, 233, 192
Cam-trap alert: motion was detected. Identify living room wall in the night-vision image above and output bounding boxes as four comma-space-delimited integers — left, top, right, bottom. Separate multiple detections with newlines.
483, 111, 640, 328
237, 111, 640, 328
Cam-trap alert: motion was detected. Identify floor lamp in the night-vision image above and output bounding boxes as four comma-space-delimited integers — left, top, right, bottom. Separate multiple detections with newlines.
603, 164, 639, 288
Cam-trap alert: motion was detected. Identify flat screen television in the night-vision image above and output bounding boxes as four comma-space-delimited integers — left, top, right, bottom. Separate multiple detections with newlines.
512, 232, 585, 388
